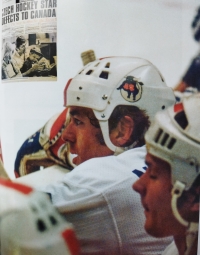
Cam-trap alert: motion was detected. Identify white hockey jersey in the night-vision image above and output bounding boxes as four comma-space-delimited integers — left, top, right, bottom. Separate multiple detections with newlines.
39, 146, 172, 255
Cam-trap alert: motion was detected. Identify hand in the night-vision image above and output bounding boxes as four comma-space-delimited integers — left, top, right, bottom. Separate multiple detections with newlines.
31, 63, 45, 71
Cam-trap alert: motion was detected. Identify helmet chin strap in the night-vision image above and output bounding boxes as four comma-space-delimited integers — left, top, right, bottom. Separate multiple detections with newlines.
171, 181, 199, 255
184, 222, 198, 255
171, 181, 188, 227
98, 120, 138, 155
99, 120, 116, 152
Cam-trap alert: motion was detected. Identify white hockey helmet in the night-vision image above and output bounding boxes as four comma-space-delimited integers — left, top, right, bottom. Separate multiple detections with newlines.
145, 93, 200, 226
64, 57, 175, 152
0, 179, 80, 255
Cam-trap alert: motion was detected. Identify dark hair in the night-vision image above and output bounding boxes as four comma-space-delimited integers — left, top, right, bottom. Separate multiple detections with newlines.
86, 111, 107, 146
178, 174, 200, 205
109, 105, 150, 147
190, 175, 200, 210
177, 174, 200, 222
16, 36, 26, 48
30, 48, 43, 57
88, 105, 150, 147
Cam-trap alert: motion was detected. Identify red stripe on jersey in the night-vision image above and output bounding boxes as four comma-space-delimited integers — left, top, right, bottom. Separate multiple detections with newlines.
174, 103, 184, 113
63, 79, 72, 106
50, 136, 65, 157
50, 108, 68, 140
14, 170, 20, 178
0, 178, 33, 195
62, 229, 80, 255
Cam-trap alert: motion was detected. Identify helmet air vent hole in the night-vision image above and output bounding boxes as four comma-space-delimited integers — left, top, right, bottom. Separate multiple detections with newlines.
105, 62, 110, 68
37, 219, 47, 232
86, 70, 93, 75
167, 138, 176, 149
189, 158, 196, 166
162, 105, 165, 110
174, 111, 188, 129
99, 71, 109, 79
49, 215, 57, 225
161, 133, 169, 146
154, 128, 163, 143
94, 62, 100, 67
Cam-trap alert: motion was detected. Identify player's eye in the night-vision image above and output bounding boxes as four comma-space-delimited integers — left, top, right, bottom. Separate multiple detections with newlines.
149, 175, 157, 180
74, 118, 82, 126
148, 168, 157, 180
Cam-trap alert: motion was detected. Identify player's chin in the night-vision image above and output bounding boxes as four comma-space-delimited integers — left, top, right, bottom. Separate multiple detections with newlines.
145, 225, 156, 237
145, 221, 163, 238
72, 155, 83, 166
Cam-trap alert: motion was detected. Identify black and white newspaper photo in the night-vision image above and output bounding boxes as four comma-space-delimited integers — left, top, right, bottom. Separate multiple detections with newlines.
1, 0, 57, 82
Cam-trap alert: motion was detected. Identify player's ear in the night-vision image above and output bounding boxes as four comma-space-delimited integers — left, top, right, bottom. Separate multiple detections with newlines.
190, 203, 199, 212
190, 186, 200, 212
180, 188, 200, 222
187, 197, 199, 223
111, 116, 134, 146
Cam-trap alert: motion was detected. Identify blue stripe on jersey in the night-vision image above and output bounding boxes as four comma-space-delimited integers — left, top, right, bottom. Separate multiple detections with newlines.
132, 170, 144, 177
132, 166, 147, 178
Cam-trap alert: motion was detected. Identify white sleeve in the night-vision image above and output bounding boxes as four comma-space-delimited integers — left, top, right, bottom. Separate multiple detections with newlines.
41, 172, 123, 254
162, 241, 178, 255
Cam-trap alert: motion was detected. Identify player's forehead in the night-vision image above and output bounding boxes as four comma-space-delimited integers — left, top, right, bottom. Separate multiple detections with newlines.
68, 106, 94, 118
145, 153, 158, 166
145, 153, 171, 174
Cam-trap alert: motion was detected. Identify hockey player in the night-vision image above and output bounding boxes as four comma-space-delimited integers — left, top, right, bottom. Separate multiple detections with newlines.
133, 93, 200, 255
174, 6, 200, 92
14, 50, 93, 176
18, 56, 175, 254
20, 45, 53, 77
10, 36, 26, 76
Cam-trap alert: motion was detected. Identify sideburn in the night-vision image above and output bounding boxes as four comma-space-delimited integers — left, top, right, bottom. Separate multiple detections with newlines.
87, 111, 106, 146
95, 130, 106, 146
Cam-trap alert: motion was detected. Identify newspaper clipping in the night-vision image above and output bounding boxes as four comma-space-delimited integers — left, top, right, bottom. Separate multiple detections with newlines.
1, 0, 57, 82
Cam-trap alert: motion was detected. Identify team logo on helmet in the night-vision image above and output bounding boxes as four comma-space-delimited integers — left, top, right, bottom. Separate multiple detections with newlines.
117, 76, 143, 102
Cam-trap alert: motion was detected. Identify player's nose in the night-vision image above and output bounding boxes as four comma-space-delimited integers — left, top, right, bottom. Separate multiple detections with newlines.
132, 175, 146, 197
61, 122, 75, 143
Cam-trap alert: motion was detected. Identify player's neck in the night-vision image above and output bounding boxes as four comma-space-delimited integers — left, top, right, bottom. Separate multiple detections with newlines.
174, 234, 186, 255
